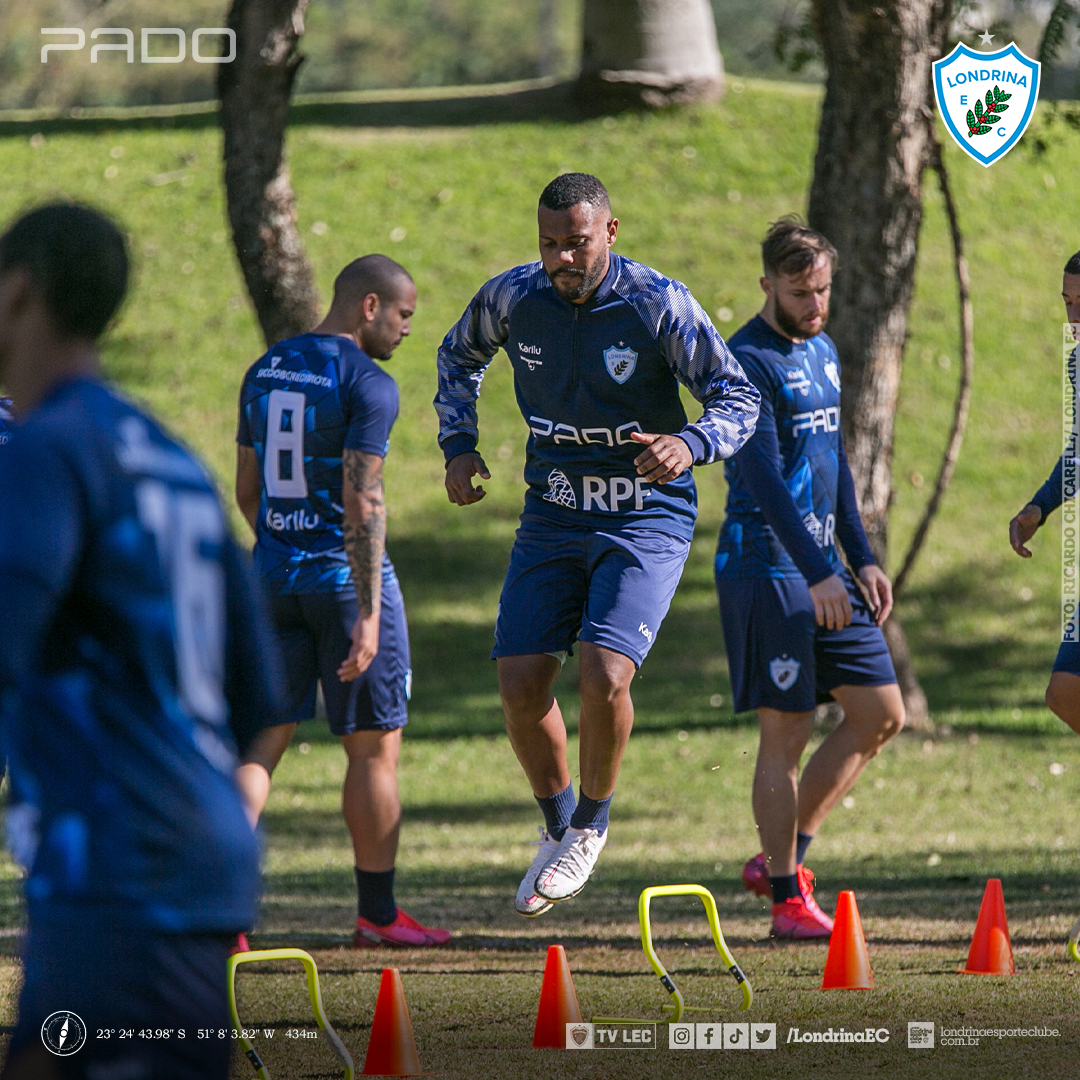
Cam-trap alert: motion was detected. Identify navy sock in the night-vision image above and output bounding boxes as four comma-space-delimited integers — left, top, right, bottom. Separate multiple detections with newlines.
536, 783, 575, 841
770, 873, 800, 904
570, 790, 612, 834
355, 867, 397, 927
796, 831, 814, 865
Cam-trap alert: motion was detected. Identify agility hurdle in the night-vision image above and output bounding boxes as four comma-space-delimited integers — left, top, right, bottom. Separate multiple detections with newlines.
593, 883, 752, 1023
228, 948, 355, 1080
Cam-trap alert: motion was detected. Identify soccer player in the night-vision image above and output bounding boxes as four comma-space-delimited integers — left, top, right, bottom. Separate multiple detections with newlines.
436, 173, 759, 915
233, 255, 449, 948
1009, 252, 1080, 733
715, 217, 904, 939
0, 394, 11, 444
0, 202, 279, 1079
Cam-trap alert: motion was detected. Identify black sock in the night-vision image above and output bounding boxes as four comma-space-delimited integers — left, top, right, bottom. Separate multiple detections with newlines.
570, 790, 612, 834
770, 873, 800, 904
796, 831, 814, 865
355, 867, 397, 927
535, 783, 575, 841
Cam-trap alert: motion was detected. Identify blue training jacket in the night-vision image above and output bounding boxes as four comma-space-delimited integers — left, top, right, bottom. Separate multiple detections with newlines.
435, 253, 760, 540
0, 379, 277, 932
716, 316, 876, 585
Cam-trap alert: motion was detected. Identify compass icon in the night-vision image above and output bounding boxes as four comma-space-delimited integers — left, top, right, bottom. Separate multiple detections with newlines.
41, 1010, 87, 1056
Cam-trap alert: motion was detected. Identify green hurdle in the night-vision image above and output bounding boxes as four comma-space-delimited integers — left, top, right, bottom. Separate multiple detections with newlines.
593, 883, 752, 1023
1067, 915, 1080, 963
227, 947, 355, 1080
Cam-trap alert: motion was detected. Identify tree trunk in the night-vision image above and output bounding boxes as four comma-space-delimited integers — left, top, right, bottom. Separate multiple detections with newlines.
807, 0, 952, 730
577, 0, 724, 110
538, 0, 560, 79
218, 0, 321, 348
892, 137, 974, 597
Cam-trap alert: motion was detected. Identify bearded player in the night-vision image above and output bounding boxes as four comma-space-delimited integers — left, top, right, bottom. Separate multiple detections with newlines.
715, 217, 904, 939
436, 173, 759, 915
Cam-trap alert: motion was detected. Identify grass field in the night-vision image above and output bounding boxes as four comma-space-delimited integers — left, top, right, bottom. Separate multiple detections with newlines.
1, 77, 1079, 1077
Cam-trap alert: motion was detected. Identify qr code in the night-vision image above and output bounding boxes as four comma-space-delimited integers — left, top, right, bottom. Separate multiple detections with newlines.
907, 1022, 935, 1048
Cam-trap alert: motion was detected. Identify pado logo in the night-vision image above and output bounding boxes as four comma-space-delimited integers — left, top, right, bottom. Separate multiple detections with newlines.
41, 28, 236, 65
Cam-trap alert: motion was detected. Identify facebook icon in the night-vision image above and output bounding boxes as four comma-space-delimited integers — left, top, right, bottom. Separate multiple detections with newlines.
696, 1024, 721, 1049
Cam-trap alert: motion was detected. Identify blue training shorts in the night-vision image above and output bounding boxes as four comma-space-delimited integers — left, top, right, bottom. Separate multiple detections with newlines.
8, 907, 232, 1079
493, 514, 691, 668
716, 565, 897, 714
269, 564, 410, 734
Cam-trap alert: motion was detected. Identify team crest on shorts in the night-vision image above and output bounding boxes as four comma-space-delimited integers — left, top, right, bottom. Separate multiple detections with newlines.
603, 343, 638, 384
933, 41, 1040, 167
769, 656, 800, 691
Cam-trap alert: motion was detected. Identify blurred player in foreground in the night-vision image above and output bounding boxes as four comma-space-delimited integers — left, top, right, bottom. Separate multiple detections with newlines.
234, 255, 449, 948
1010, 251, 1080, 734
0, 202, 280, 1079
715, 218, 904, 939
436, 173, 759, 915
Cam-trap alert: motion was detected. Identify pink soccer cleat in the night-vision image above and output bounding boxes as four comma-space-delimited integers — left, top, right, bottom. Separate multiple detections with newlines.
770, 895, 834, 939
353, 908, 451, 948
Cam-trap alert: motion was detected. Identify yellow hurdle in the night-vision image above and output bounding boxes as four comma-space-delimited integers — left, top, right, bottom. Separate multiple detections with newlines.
227, 948, 355, 1080
594, 884, 752, 1023
1067, 915, 1080, 963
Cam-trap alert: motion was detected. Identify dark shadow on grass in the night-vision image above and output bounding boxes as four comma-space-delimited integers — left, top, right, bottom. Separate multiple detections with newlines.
0, 80, 632, 138
896, 559, 1063, 716
259, 846, 1080, 916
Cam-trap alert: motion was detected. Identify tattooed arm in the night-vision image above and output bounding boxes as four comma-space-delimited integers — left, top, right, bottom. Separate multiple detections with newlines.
337, 448, 386, 682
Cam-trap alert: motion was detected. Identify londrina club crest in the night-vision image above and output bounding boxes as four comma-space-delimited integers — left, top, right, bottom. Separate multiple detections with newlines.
603, 343, 637, 384
933, 42, 1040, 167
769, 656, 800, 691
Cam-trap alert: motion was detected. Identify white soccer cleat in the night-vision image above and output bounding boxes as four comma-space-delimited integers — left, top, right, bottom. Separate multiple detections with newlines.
515, 827, 560, 917
533, 825, 608, 902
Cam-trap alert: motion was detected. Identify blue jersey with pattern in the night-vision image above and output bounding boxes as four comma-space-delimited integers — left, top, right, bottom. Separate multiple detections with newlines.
716, 316, 875, 581
237, 333, 399, 594
0, 378, 277, 931
0, 397, 12, 447
435, 253, 759, 541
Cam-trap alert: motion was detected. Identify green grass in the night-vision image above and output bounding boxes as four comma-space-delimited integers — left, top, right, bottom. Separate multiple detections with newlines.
2, 79, 1080, 1077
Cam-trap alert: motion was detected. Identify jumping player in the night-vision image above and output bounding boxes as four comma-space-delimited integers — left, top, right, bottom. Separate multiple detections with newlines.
715, 217, 904, 939
436, 173, 759, 915
0, 203, 279, 1079
1009, 251, 1080, 733
234, 255, 449, 948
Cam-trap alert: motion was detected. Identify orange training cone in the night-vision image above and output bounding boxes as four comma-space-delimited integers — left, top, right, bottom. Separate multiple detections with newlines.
363, 967, 422, 1076
532, 944, 583, 1047
962, 878, 1014, 975
821, 890, 874, 989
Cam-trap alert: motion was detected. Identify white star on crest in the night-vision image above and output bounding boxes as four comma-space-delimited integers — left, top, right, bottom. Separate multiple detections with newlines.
978, 29, 995, 46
